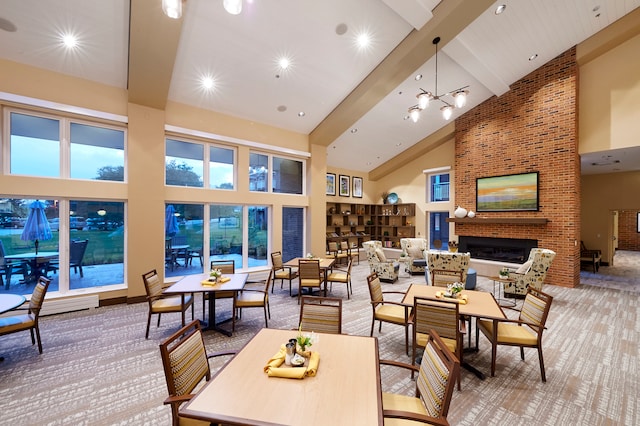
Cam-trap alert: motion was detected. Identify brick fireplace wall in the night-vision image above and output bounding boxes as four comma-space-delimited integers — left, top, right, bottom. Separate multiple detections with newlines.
617, 210, 640, 251
453, 47, 580, 288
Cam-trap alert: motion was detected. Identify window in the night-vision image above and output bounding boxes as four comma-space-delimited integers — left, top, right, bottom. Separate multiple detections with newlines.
210, 146, 234, 189
273, 157, 303, 194
282, 207, 304, 261
210, 205, 243, 265
71, 123, 125, 181
429, 173, 450, 202
249, 152, 268, 192
10, 112, 60, 177
165, 203, 205, 278
166, 139, 204, 187
429, 212, 449, 249
248, 206, 269, 268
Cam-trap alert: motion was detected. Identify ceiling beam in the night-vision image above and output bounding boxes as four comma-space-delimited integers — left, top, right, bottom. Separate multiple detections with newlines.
309, 0, 494, 147
128, 0, 184, 109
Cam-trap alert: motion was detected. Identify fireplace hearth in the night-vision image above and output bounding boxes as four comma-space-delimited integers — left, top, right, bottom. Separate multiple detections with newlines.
459, 237, 537, 264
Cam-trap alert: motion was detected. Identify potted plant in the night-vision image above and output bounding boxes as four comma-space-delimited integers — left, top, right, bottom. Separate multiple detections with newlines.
499, 267, 510, 279
209, 268, 222, 282
446, 282, 464, 298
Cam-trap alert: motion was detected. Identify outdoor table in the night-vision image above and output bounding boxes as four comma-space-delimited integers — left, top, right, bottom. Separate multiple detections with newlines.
402, 283, 506, 379
4, 252, 59, 282
0, 293, 27, 362
163, 272, 247, 337
179, 328, 383, 425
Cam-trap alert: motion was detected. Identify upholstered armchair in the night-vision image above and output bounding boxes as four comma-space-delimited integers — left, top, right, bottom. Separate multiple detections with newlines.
363, 241, 399, 283
504, 248, 556, 297
400, 238, 428, 275
427, 251, 471, 287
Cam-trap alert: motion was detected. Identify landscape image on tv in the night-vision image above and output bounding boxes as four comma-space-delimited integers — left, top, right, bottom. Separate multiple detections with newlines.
476, 172, 539, 212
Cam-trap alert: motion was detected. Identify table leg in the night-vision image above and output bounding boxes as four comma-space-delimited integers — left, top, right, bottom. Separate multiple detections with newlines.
204, 292, 233, 337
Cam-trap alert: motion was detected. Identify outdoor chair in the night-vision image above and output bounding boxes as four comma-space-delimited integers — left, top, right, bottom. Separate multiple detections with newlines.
0, 277, 51, 354
299, 295, 342, 335
478, 288, 554, 381
159, 320, 236, 426
0, 240, 28, 290
412, 296, 464, 390
380, 330, 459, 426
326, 257, 353, 299
270, 251, 298, 296
366, 272, 412, 355
69, 239, 89, 277
142, 269, 194, 339
297, 259, 325, 304
232, 270, 272, 331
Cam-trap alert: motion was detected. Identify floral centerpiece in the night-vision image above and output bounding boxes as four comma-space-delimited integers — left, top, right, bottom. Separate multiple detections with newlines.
306, 253, 315, 259
296, 325, 316, 356
209, 268, 222, 282
445, 282, 464, 298
499, 267, 510, 279
448, 241, 459, 252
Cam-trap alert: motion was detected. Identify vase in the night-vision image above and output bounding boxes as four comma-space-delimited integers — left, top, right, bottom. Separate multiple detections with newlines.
454, 206, 467, 218
467, 210, 476, 218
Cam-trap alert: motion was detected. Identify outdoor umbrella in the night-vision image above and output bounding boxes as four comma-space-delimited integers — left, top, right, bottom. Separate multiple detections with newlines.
165, 205, 179, 238
20, 200, 53, 255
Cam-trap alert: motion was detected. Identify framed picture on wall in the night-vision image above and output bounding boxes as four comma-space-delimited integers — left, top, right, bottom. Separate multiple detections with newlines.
476, 171, 539, 212
353, 176, 363, 198
339, 175, 350, 197
326, 173, 336, 196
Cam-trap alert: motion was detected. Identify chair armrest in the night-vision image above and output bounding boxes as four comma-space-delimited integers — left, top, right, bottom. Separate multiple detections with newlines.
482, 317, 547, 330
383, 409, 450, 426
163, 394, 194, 406
375, 300, 408, 308
207, 349, 238, 360
382, 291, 406, 296
379, 359, 419, 373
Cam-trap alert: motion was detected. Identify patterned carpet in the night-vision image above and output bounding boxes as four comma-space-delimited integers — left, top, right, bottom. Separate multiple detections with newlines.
0, 252, 638, 425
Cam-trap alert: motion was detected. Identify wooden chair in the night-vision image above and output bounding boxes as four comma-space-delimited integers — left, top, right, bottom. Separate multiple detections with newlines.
326, 257, 353, 299
366, 272, 412, 355
159, 320, 236, 426
142, 269, 194, 339
380, 330, 459, 426
270, 251, 298, 296
299, 295, 342, 334
326, 241, 348, 265
0, 276, 51, 354
412, 296, 464, 390
205, 260, 236, 319
232, 270, 273, 331
340, 240, 359, 265
297, 259, 325, 304
580, 241, 601, 273
478, 288, 554, 381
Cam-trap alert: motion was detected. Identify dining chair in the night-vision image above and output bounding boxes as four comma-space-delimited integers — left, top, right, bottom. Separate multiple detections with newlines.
412, 296, 464, 390
69, 239, 89, 277
297, 259, 325, 304
142, 269, 194, 339
0, 276, 51, 354
380, 330, 459, 426
327, 241, 348, 265
159, 320, 237, 426
366, 272, 412, 355
206, 259, 236, 316
478, 287, 554, 381
326, 257, 353, 299
340, 240, 359, 265
232, 270, 273, 331
299, 295, 342, 334
270, 251, 298, 296
0, 240, 28, 290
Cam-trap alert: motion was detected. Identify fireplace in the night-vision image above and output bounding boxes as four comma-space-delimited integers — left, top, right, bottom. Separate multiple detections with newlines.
459, 237, 537, 264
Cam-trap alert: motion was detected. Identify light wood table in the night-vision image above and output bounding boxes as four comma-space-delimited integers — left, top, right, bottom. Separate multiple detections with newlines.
163, 273, 247, 336
180, 328, 383, 425
402, 283, 506, 379
284, 257, 336, 297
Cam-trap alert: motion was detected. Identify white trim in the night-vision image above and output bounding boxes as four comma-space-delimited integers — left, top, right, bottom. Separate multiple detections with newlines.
0, 92, 128, 123
165, 124, 311, 158
422, 166, 451, 174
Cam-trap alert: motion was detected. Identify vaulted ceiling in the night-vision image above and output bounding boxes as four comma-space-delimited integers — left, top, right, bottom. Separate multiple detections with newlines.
1, 0, 639, 175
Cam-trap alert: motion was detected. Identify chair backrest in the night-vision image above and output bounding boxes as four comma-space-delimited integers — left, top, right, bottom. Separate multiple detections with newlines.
299, 296, 342, 334
519, 288, 553, 333
401, 238, 427, 257
298, 259, 321, 280
413, 297, 460, 342
171, 235, 187, 246
363, 240, 388, 264
70, 239, 88, 263
271, 251, 283, 269
210, 259, 235, 274
260, 269, 274, 294
427, 251, 470, 287
159, 320, 211, 398
142, 269, 163, 300
340, 241, 350, 251
416, 330, 459, 419
523, 248, 556, 290
29, 276, 51, 315
366, 273, 383, 304
327, 241, 339, 253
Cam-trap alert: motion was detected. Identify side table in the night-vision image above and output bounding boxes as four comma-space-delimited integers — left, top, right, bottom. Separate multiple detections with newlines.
490, 275, 517, 307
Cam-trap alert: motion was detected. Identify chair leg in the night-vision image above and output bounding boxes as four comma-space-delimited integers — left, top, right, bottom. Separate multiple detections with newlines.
157, 313, 162, 327
30, 327, 36, 345
537, 347, 546, 382
146, 312, 152, 339
491, 342, 497, 377
370, 320, 375, 337
520, 346, 525, 361
34, 326, 43, 354
263, 305, 268, 328
232, 305, 237, 331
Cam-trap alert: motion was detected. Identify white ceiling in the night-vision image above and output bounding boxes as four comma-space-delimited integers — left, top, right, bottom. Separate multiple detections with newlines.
0, 0, 639, 175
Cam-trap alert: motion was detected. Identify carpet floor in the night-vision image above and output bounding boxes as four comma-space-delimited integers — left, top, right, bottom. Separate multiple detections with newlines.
0, 251, 638, 425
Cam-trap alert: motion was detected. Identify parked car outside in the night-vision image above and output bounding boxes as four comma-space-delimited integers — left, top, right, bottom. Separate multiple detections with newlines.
49, 217, 86, 231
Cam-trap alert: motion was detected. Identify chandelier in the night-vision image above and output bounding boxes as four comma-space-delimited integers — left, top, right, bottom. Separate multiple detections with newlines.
407, 36, 469, 123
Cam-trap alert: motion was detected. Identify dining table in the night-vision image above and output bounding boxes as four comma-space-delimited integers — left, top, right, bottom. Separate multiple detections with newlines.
0, 293, 27, 362
179, 328, 384, 425
284, 257, 336, 297
402, 283, 506, 379
163, 272, 247, 337
4, 251, 59, 282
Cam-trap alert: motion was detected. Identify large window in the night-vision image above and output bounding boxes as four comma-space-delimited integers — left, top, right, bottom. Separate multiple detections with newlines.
165, 203, 205, 278
210, 146, 234, 190
166, 139, 204, 187
210, 205, 243, 266
8, 110, 126, 181
429, 172, 450, 202
249, 151, 304, 194
282, 207, 304, 261
248, 206, 269, 267
429, 212, 449, 250
249, 152, 268, 192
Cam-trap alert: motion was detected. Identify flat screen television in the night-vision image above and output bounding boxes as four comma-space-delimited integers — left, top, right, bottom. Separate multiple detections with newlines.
476, 171, 539, 212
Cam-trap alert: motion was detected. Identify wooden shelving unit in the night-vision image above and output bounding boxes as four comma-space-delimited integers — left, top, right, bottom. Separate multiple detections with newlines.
326, 202, 415, 249
446, 217, 549, 224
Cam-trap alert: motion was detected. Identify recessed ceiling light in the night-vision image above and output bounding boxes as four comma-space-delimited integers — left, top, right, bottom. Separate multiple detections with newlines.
529, 53, 538, 61
201, 76, 215, 90
356, 32, 371, 49
495, 4, 506, 15
415, 74, 423, 81
350, 128, 358, 134
61, 33, 78, 48
298, 111, 305, 117
278, 57, 290, 70
277, 105, 287, 112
